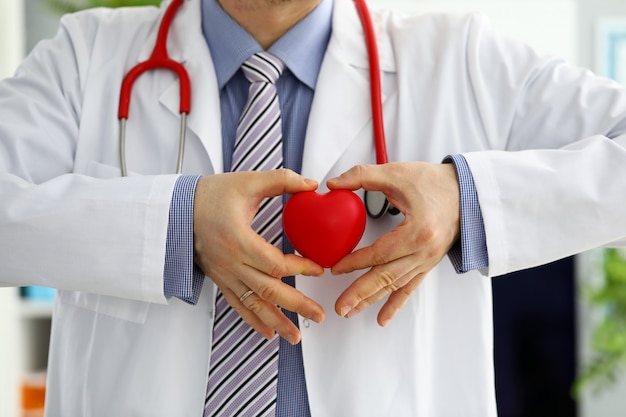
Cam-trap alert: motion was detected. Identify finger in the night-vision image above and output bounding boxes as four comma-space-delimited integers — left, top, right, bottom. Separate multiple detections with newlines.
230, 243, 325, 324
335, 254, 420, 317
240, 235, 325, 321
224, 282, 305, 344
326, 164, 390, 191
377, 275, 425, 327
244, 234, 324, 279
238, 290, 302, 344
254, 168, 318, 198
283, 253, 325, 277
221, 273, 309, 344
342, 265, 421, 319
221, 287, 276, 339
244, 271, 325, 324
331, 223, 417, 274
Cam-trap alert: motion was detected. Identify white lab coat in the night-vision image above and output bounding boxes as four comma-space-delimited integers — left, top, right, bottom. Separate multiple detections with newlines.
2, 0, 626, 415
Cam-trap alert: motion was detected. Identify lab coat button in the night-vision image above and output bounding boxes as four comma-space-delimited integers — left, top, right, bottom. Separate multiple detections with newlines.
302, 319, 311, 328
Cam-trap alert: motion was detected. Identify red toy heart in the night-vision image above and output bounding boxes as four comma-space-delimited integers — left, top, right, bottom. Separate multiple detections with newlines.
283, 190, 366, 268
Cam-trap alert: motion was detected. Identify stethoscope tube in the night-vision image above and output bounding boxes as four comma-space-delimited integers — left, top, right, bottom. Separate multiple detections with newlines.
353, 0, 400, 219
353, 0, 386, 165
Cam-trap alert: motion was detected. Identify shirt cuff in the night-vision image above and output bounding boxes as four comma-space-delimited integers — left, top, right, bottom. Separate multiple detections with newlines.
443, 155, 489, 273
164, 175, 205, 304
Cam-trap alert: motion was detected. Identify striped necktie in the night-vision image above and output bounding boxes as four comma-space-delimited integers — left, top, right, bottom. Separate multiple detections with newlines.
204, 52, 285, 417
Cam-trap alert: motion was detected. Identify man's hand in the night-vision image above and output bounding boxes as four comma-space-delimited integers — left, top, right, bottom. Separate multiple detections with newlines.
193, 169, 325, 345
327, 162, 461, 327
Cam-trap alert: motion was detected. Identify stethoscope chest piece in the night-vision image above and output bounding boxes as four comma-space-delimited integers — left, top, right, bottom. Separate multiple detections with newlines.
364, 190, 400, 219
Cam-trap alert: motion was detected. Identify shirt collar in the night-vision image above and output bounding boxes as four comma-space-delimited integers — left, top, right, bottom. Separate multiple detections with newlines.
202, 0, 332, 90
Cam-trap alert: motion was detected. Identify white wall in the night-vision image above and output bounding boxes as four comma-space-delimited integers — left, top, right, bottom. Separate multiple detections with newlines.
370, 0, 578, 64
578, 0, 626, 70
0, 1, 24, 78
0, 289, 21, 417
0, 3, 25, 415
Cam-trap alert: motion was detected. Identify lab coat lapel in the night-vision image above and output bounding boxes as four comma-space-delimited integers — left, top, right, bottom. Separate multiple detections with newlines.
301, 43, 372, 182
138, 0, 224, 174
302, 0, 396, 182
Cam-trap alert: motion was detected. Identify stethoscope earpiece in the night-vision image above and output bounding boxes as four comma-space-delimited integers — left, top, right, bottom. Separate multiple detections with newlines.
364, 190, 400, 219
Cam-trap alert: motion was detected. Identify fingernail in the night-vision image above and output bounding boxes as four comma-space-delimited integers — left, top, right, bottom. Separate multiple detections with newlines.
340, 306, 351, 317
345, 309, 360, 319
312, 313, 325, 324
330, 267, 343, 275
304, 178, 318, 187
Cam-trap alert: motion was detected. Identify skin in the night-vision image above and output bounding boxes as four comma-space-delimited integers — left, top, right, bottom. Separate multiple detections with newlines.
193, 0, 462, 344
327, 163, 460, 326
218, 0, 321, 49
194, 169, 326, 346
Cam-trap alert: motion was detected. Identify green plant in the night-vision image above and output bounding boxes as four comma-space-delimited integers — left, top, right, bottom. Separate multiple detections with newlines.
45, 0, 160, 14
574, 248, 626, 396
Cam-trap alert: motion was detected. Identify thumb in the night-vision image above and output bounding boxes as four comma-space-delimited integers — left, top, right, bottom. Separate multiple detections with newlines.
257, 168, 318, 198
327, 164, 384, 191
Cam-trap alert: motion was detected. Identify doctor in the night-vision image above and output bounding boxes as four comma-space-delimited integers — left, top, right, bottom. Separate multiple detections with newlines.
2, 0, 626, 415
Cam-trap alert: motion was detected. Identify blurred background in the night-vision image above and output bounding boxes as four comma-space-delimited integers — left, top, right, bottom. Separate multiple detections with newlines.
1, 0, 626, 416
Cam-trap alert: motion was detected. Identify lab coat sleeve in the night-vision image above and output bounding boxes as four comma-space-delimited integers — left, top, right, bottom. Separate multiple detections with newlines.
460, 14, 626, 277
0, 12, 176, 304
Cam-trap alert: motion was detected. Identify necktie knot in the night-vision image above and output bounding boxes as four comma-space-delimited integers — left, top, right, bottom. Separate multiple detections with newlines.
242, 52, 285, 85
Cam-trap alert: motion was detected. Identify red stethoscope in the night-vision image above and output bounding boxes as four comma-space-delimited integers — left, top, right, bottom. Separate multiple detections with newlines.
118, 0, 399, 219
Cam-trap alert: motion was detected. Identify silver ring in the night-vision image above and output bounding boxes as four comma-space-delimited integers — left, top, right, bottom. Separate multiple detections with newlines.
239, 290, 255, 303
